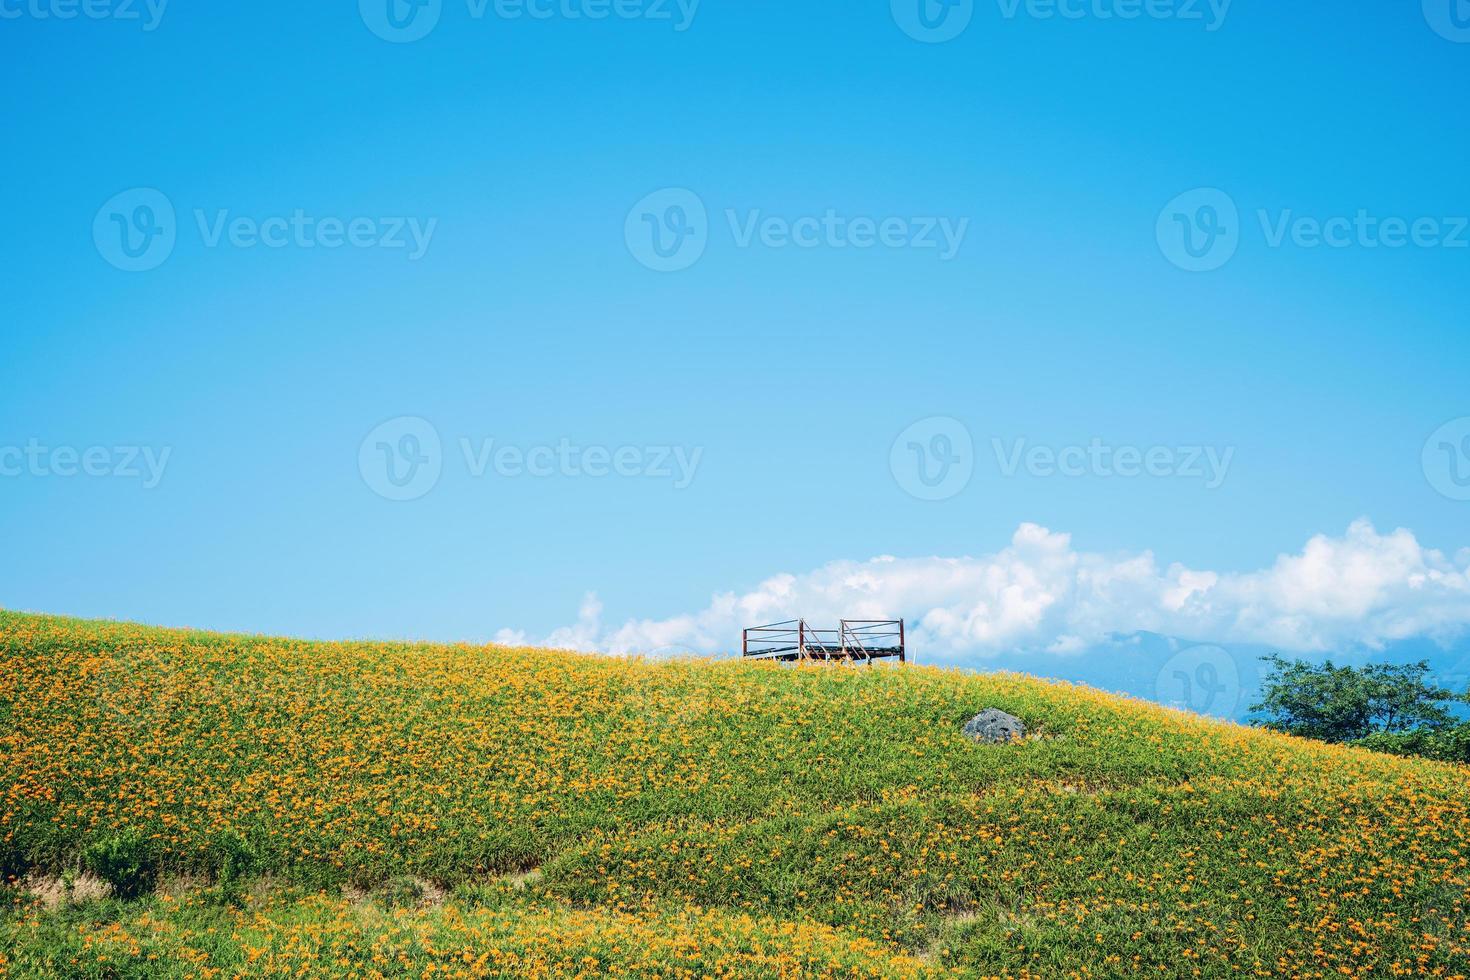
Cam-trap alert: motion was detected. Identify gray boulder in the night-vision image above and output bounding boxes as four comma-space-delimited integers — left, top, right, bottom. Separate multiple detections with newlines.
963, 708, 1026, 743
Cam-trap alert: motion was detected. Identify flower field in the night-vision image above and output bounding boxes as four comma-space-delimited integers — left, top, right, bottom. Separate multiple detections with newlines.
1, 611, 1467, 978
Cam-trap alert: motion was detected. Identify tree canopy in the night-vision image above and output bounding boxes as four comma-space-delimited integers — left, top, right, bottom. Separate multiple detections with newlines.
1249, 656, 1458, 743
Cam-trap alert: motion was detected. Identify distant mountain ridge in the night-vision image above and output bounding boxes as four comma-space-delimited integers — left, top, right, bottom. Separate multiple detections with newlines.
960, 631, 1470, 723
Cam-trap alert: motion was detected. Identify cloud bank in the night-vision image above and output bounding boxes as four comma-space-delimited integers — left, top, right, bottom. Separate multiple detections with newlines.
501, 520, 1470, 661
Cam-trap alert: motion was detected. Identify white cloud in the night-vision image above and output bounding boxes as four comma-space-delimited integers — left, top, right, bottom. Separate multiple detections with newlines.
544, 594, 604, 651
519, 520, 1470, 660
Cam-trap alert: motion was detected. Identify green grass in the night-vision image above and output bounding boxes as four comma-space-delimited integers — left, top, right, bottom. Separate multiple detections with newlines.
1, 611, 1467, 978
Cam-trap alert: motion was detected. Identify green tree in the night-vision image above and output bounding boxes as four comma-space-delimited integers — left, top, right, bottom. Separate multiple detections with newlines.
1249, 656, 1457, 742
1353, 725, 1470, 764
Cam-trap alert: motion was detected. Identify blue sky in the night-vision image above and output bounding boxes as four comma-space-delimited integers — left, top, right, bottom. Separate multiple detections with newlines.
2, 1, 1469, 701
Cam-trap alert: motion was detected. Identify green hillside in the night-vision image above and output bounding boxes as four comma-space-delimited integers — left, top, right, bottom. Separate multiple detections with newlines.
1, 611, 1466, 978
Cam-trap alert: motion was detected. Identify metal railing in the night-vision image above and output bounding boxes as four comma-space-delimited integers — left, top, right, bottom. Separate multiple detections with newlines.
839, 620, 904, 661
742, 618, 905, 663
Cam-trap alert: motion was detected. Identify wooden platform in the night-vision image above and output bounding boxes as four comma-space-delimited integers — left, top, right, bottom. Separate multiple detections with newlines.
742, 619, 905, 663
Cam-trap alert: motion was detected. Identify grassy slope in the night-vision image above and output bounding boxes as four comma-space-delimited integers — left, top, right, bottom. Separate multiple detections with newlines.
0, 611, 1467, 978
